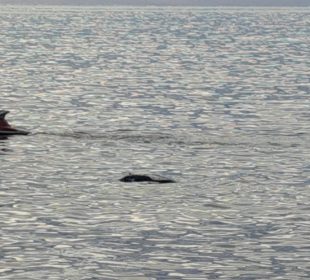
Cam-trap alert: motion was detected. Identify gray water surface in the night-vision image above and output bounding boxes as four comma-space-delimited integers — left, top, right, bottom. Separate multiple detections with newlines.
0, 6, 309, 280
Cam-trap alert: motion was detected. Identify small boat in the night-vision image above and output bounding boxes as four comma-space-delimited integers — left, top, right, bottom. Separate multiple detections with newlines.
0, 110, 29, 136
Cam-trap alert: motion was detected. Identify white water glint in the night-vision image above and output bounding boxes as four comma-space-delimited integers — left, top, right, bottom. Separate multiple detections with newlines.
0, 6, 309, 280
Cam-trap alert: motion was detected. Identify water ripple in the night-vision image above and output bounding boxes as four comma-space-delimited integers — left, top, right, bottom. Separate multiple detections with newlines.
0, 5, 309, 280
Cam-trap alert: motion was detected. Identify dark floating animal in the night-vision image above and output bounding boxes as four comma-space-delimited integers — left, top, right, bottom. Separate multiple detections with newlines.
120, 174, 175, 183
0, 110, 29, 136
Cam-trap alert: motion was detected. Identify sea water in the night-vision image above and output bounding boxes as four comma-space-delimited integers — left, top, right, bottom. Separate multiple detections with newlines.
0, 6, 309, 279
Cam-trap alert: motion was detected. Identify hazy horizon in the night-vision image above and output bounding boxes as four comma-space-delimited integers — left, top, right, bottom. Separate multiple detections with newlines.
0, 0, 309, 6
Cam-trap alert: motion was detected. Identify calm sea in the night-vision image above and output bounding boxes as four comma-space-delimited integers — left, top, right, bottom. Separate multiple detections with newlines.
0, 5, 309, 280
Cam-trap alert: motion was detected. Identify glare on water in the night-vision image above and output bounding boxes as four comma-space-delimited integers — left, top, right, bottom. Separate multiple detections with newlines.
0, 5, 309, 280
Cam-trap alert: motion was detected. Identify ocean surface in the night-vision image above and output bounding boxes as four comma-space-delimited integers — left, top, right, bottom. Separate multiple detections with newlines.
0, 5, 309, 280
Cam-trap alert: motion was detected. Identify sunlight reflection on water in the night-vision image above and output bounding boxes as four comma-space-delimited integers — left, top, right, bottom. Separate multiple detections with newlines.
0, 5, 309, 280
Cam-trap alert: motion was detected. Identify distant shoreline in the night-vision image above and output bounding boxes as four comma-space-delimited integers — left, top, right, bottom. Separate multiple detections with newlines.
0, 4, 309, 7
0, 0, 309, 8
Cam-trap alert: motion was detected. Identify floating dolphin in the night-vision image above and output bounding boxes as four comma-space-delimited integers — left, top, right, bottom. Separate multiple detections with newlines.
0, 110, 29, 136
120, 174, 175, 183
